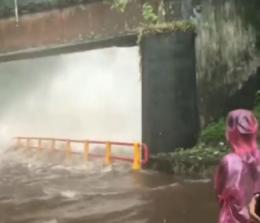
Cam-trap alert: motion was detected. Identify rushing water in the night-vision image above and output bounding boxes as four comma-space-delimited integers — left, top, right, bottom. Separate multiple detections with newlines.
0, 148, 218, 223
0, 46, 218, 223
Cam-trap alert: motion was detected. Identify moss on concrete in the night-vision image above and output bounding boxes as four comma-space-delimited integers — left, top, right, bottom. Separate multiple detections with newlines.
139, 21, 195, 36
137, 21, 195, 46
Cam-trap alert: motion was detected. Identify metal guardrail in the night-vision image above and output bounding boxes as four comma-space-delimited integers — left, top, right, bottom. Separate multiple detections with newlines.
15, 137, 150, 171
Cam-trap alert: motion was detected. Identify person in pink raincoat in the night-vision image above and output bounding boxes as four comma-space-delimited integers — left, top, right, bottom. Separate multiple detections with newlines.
215, 109, 260, 223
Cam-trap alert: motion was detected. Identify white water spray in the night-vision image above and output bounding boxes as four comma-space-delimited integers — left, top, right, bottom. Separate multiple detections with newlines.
0, 47, 141, 150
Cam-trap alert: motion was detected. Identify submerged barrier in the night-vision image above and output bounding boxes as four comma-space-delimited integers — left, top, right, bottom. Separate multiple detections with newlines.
14, 137, 149, 171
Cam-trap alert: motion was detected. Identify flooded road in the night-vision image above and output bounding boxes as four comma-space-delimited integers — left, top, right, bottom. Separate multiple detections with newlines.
0, 149, 218, 223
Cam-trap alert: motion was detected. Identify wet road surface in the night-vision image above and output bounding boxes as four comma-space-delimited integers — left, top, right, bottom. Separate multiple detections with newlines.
0, 149, 218, 223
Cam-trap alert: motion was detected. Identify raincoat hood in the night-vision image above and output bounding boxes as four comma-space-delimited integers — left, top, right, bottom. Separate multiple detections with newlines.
226, 109, 258, 156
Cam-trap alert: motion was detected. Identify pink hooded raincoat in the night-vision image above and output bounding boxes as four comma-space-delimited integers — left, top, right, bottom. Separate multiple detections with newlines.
215, 109, 260, 223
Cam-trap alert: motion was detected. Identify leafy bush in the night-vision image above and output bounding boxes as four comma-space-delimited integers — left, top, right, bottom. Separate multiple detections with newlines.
172, 145, 228, 177
150, 145, 228, 178
200, 118, 226, 145
199, 92, 260, 146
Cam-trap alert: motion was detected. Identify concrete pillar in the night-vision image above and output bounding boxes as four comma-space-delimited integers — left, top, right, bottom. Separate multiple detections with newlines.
141, 31, 199, 153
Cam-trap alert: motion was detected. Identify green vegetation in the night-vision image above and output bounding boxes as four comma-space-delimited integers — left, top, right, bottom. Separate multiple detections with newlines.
172, 146, 228, 175
142, 2, 158, 24
139, 21, 195, 35
199, 119, 225, 146
107, 0, 194, 33
137, 21, 195, 45
150, 145, 228, 178
108, 0, 159, 24
150, 94, 260, 178
107, 0, 128, 12
137, 2, 195, 44
199, 91, 260, 146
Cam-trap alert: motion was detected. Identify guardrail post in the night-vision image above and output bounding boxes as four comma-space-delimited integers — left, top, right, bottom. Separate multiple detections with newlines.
84, 141, 89, 161
38, 139, 42, 150
51, 139, 55, 151
104, 142, 112, 166
132, 143, 141, 171
66, 140, 72, 158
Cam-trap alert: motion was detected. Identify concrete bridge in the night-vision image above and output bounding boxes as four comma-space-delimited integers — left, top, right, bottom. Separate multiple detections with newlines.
0, 0, 199, 153
0, 0, 157, 62
0, 0, 191, 62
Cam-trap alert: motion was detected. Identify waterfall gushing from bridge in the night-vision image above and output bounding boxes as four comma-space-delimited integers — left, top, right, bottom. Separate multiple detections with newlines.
0, 47, 141, 151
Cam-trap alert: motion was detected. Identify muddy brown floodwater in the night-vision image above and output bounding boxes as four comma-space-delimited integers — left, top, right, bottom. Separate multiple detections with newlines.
0, 149, 218, 223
